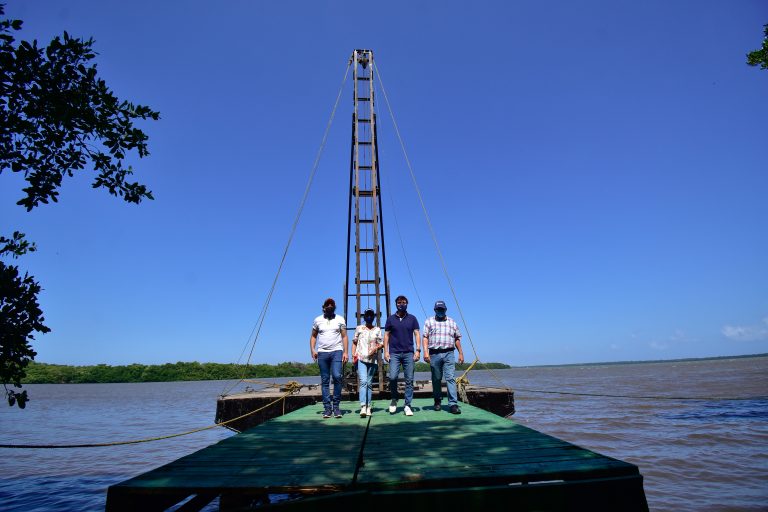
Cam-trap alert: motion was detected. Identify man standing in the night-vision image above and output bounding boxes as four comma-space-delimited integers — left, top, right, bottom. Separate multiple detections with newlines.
384, 295, 421, 416
423, 300, 464, 414
310, 298, 348, 418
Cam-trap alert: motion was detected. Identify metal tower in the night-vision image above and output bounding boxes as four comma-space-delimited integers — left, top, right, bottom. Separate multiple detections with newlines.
344, 49, 391, 388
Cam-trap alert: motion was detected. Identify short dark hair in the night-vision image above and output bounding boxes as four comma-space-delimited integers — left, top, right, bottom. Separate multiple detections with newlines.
395, 295, 408, 304
323, 298, 336, 308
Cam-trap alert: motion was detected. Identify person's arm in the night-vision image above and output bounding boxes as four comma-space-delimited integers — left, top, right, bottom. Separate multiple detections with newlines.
383, 331, 390, 362
454, 320, 464, 364
310, 328, 319, 361
413, 328, 421, 361
422, 320, 431, 363
342, 328, 349, 364
352, 329, 359, 359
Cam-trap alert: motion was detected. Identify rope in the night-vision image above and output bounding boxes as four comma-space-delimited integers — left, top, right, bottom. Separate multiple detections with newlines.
456, 359, 478, 404
0, 391, 293, 449
282, 380, 303, 393
374, 63, 508, 390
221, 60, 353, 397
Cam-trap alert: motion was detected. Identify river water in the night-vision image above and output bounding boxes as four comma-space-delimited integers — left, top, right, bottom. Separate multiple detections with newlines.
1, 356, 766, 511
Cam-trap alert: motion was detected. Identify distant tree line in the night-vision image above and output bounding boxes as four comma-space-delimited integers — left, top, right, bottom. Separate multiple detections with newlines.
22, 361, 510, 384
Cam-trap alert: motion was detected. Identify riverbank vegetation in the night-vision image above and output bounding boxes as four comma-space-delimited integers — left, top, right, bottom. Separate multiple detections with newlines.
22, 361, 511, 384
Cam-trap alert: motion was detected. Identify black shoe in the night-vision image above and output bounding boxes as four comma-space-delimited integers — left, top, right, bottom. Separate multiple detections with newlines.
433, 402, 441, 411
450, 405, 461, 415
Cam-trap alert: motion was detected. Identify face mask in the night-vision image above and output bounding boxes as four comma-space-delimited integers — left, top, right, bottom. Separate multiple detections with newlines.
364, 315, 374, 324
435, 310, 446, 320
396, 304, 407, 312
324, 306, 335, 317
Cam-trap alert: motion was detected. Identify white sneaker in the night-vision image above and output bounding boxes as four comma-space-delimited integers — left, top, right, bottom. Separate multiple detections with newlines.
404, 405, 413, 416
388, 400, 397, 414
360, 406, 367, 417
366, 405, 373, 417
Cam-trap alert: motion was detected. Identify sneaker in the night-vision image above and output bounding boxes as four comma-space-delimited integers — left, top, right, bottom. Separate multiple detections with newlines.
449, 405, 461, 415
360, 406, 367, 417
333, 408, 342, 418
388, 400, 397, 414
404, 405, 414, 416
322, 409, 332, 419
433, 401, 442, 411
366, 405, 373, 417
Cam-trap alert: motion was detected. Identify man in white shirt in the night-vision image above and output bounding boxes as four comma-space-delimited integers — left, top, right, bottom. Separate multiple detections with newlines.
310, 298, 348, 418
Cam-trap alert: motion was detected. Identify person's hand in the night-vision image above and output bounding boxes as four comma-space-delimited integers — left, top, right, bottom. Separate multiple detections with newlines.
413, 352, 420, 362
424, 352, 431, 363
342, 351, 349, 364
458, 353, 464, 364
311, 350, 318, 361
353, 355, 358, 364
384, 350, 389, 362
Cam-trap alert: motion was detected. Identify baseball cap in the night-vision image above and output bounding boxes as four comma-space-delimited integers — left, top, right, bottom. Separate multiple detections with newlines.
433, 300, 447, 310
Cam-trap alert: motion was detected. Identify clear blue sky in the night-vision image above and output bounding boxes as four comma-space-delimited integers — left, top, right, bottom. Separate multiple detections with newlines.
2, 1, 767, 366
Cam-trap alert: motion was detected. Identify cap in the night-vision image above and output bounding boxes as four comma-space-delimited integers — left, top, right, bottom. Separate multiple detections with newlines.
434, 300, 447, 310
363, 308, 375, 316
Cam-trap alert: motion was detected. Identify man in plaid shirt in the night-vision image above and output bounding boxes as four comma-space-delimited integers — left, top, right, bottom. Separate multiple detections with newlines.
422, 300, 465, 414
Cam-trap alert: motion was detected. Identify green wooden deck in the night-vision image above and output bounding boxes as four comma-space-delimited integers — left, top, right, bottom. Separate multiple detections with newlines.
106, 399, 648, 511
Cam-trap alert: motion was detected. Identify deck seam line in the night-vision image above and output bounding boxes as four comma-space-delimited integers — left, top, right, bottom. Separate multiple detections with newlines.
350, 413, 373, 488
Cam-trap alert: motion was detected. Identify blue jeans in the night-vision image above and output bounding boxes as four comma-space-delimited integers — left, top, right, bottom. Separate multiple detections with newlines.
317, 350, 343, 411
388, 352, 414, 406
429, 350, 457, 406
357, 360, 377, 405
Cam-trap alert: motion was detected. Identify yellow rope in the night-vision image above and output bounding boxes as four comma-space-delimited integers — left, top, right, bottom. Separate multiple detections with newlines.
456, 359, 478, 403
282, 380, 303, 393
0, 391, 293, 449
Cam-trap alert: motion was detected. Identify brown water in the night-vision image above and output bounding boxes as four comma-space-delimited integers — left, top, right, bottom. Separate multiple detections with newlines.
0, 356, 766, 511
478, 356, 768, 511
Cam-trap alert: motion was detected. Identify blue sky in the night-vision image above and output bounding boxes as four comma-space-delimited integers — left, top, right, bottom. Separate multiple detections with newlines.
2, 0, 767, 366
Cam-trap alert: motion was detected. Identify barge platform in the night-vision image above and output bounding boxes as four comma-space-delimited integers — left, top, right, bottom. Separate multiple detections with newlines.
216, 381, 514, 432
107, 398, 647, 511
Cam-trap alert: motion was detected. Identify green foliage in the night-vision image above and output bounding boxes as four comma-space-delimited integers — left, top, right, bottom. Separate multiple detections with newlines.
414, 361, 510, 372
0, 231, 36, 258
22, 361, 322, 384
0, 262, 50, 407
0, 5, 159, 210
0, 4, 159, 407
21, 360, 510, 384
746, 24, 768, 70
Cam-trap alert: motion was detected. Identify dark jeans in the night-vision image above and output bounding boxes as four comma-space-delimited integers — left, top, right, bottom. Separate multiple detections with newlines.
388, 352, 414, 406
317, 350, 343, 410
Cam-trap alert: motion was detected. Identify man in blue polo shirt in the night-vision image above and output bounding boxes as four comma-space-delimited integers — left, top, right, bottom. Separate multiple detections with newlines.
384, 295, 421, 416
